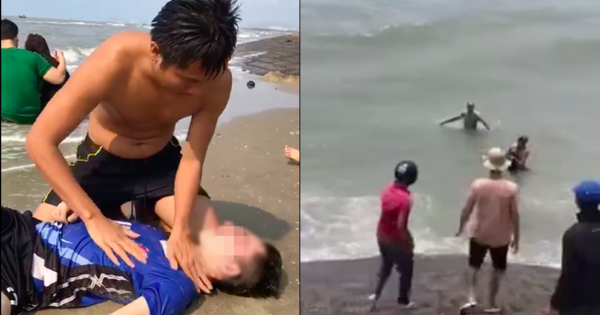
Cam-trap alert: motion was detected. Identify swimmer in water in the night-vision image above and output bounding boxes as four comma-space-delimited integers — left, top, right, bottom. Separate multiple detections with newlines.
506, 136, 530, 172
439, 103, 491, 131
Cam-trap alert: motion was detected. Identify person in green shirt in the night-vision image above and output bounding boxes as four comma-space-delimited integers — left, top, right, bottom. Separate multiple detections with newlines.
1, 19, 67, 124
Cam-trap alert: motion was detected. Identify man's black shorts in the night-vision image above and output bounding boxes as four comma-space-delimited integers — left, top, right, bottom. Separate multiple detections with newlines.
1, 206, 38, 315
468, 239, 509, 271
42, 135, 210, 220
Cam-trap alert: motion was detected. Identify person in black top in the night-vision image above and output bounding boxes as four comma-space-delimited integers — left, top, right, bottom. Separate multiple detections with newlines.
541, 180, 600, 315
24, 33, 70, 111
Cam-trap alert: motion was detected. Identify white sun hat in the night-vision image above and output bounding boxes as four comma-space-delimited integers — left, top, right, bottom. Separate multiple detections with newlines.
482, 147, 512, 172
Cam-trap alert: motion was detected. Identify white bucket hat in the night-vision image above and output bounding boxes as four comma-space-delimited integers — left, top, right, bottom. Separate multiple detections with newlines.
482, 147, 512, 172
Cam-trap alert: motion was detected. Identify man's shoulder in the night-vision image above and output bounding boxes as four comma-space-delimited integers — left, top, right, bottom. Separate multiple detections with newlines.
94, 31, 149, 66
2, 48, 39, 61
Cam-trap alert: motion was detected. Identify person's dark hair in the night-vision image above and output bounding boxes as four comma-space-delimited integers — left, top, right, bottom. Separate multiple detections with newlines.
1, 19, 19, 40
150, 0, 241, 78
214, 242, 283, 298
24, 34, 59, 67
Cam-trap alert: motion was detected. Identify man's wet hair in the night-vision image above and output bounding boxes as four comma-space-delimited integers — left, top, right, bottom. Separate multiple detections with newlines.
214, 242, 283, 298
150, 0, 241, 78
1, 19, 19, 40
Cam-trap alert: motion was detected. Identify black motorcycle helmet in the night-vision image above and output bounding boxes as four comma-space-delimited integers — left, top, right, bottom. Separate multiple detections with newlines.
394, 160, 418, 186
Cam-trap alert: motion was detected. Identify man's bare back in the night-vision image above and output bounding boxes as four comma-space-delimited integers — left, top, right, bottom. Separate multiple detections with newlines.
86, 31, 231, 159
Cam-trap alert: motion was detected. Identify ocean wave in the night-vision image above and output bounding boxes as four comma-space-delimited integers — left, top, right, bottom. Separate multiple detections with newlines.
25, 20, 125, 27
61, 47, 96, 64
300, 193, 561, 268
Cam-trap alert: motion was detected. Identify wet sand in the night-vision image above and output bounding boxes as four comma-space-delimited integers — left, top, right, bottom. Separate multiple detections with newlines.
301, 255, 559, 315
28, 108, 300, 315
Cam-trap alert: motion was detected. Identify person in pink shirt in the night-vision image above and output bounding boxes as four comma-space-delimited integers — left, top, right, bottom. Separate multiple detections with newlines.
369, 160, 418, 310
456, 147, 520, 313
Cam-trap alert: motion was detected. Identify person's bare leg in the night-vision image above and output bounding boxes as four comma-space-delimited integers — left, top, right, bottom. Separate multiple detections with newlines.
1, 292, 11, 315
284, 146, 300, 163
467, 267, 479, 305
487, 270, 504, 311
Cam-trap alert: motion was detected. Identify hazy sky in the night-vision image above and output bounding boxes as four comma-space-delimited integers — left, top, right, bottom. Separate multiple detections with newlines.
1, 0, 298, 28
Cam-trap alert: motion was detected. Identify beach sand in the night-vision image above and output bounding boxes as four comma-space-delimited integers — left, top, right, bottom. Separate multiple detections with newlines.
236, 34, 299, 79
27, 107, 300, 315
301, 255, 559, 315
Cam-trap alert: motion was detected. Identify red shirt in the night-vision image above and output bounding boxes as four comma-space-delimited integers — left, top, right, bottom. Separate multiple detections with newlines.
377, 182, 412, 243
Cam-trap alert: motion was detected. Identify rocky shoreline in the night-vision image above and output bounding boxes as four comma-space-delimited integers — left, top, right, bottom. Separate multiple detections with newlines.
236, 34, 299, 79
301, 255, 559, 315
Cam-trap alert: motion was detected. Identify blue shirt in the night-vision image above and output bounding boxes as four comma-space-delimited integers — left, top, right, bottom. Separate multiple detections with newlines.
31, 220, 198, 315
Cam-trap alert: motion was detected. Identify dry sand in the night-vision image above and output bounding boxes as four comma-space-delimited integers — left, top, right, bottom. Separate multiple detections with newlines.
301, 255, 560, 315
28, 108, 300, 315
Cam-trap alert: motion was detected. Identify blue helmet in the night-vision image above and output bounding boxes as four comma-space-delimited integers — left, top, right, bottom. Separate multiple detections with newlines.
394, 160, 418, 186
573, 180, 600, 212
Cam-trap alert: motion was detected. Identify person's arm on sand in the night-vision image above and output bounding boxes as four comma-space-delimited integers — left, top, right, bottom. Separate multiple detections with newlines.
109, 297, 151, 315
456, 183, 477, 235
41, 49, 67, 85
167, 70, 232, 290
439, 113, 464, 126
475, 113, 491, 130
26, 35, 147, 267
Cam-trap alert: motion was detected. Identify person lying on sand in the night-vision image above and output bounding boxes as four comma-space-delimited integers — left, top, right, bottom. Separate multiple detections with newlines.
369, 161, 418, 310
540, 180, 600, 315
439, 102, 491, 131
456, 148, 519, 313
25, 0, 239, 293
0, 204, 282, 315
284, 145, 300, 163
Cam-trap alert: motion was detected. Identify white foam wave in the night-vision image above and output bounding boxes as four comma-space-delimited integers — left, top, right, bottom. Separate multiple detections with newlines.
26, 20, 125, 27
301, 194, 561, 268
1, 154, 77, 173
61, 47, 96, 64
1, 135, 85, 144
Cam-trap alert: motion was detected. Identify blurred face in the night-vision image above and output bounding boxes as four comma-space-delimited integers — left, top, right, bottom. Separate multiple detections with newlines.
198, 223, 266, 280
466, 104, 475, 112
517, 138, 528, 148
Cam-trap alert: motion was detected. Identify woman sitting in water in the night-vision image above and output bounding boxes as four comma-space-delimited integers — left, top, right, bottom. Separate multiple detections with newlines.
25, 33, 71, 111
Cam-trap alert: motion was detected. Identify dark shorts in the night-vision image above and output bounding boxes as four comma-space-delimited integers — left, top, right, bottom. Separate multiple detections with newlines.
1, 207, 38, 315
468, 239, 509, 271
42, 135, 210, 220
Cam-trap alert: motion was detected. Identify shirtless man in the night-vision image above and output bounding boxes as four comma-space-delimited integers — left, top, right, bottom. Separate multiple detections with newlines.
25, 0, 239, 293
456, 147, 520, 313
439, 103, 491, 131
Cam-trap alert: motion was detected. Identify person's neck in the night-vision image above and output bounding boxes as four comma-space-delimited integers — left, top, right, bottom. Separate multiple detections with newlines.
577, 209, 600, 223
489, 171, 503, 179
1, 40, 16, 49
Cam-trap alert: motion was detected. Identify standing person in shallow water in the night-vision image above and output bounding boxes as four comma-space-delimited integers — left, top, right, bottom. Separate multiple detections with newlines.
25, 0, 240, 294
457, 147, 519, 313
439, 102, 491, 131
369, 161, 418, 310
541, 180, 600, 315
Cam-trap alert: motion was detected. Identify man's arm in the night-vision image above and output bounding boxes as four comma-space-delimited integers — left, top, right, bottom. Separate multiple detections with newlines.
26, 37, 122, 221
439, 113, 464, 126
475, 113, 491, 130
109, 297, 150, 315
173, 70, 232, 231
41, 51, 67, 85
510, 191, 520, 248
457, 185, 477, 235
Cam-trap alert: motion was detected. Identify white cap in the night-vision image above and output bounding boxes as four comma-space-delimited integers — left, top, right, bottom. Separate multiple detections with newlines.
483, 147, 512, 172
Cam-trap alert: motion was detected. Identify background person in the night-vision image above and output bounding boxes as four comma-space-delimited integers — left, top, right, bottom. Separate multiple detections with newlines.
1, 19, 66, 124
24, 33, 71, 111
